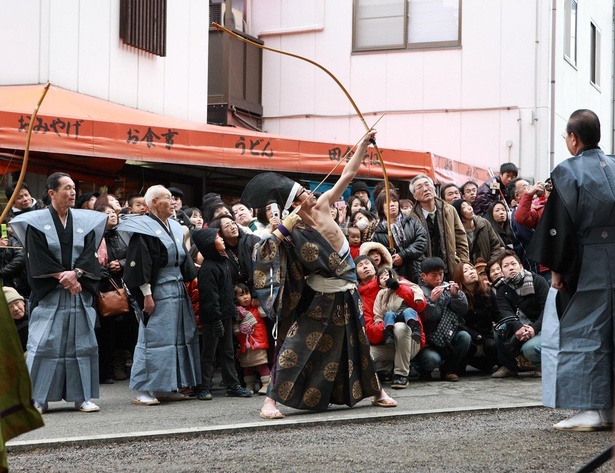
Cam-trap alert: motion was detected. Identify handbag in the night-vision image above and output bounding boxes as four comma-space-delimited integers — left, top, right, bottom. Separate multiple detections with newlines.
97, 278, 130, 317
494, 314, 522, 357
427, 304, 461, 351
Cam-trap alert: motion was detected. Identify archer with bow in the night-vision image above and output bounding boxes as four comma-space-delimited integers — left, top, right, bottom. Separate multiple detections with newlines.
242, 130, 398, 419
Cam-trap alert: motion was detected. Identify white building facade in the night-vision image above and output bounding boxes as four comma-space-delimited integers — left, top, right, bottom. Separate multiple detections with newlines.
1, 0, 613, 184
249, 0, 615, 182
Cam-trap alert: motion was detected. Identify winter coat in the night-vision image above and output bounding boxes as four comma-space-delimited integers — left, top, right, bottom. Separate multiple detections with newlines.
192, 228, 236, 324
0, 234, 29, 297
419, 283, 468, 338
467, 215, 503, 264
412, 198, 470, 278
514, 193, 546, 229
371, 214, 427, 283
460, 291, 499, 343
372, 280, 427, 347
234, 305, 269, 353
495, 271, 549, 334
358, 277, 382, 344
228, 229, 260, 290
473, 176, 512, 216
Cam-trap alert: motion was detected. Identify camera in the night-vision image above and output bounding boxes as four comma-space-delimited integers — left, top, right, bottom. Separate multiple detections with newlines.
492, 276, 506, 289
334, 200, 346, 209
270, 203, 280, 218
440, 281, 451, 290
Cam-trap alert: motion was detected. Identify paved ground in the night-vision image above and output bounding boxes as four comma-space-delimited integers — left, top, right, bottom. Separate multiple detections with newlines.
8, 372, 614, 472
9, 371, 542, 447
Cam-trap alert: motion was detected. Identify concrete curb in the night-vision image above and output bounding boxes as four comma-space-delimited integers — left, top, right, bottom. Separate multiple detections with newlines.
7, 402, 542, 451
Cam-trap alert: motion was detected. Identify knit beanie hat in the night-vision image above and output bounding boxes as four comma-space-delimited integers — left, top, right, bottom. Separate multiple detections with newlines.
3, 286, 24, 305
351, 181, 370, 196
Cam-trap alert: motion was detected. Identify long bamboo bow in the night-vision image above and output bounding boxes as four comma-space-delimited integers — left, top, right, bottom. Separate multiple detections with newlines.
213, 23, 395, 251
0, 82, 51, 224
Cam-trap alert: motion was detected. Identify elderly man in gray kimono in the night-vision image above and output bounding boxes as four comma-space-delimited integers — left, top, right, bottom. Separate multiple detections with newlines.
10, 172, 107, 414
530, 109, 615, 431
117, 185, 200, 406
243, 131, 398, 419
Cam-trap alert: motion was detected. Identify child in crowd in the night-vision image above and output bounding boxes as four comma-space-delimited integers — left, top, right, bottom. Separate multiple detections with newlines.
373, 268, 426, 345
192, 228, 252, 400
347, 226, 362, 260
127, 194, 147, 215
359, 241, 393, 270
234, 283, 270, 395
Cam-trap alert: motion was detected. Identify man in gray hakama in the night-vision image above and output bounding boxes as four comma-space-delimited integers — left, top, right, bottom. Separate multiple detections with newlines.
10, 172, 107, 413
529, 109, 615, 431
117, 185, 200, 406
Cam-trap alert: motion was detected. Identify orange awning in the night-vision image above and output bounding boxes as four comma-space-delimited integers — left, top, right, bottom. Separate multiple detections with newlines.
0, 84, 439, 181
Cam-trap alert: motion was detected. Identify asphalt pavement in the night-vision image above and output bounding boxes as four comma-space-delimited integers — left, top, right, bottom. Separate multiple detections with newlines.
8, 370, 543, 450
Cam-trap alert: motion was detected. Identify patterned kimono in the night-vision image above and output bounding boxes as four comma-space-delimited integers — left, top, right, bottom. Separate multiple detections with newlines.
117, 214, 200, 392
10, 208, 107, 404
530, 148, 615, 409
254, 224, 380, 411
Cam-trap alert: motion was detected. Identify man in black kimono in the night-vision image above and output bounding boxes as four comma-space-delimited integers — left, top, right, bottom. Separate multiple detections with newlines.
10, 172, 107, 414
529, 109, 615, 431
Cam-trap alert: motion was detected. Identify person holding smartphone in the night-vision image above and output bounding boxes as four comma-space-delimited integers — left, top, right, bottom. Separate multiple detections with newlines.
255, 200, 282, 237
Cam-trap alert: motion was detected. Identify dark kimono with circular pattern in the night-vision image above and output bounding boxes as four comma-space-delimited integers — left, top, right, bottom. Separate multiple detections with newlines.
253, 224, 380, 410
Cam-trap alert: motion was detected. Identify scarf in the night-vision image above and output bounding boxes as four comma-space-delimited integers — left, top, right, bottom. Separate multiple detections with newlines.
391, 213, 407, 249
507, 269, 535, 296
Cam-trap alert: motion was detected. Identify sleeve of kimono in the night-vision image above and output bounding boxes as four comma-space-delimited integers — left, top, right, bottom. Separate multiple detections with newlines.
252, 235, 283, 319
530, 273, 550, 333
527, 189, 579, 278
123, 234, 165, 289
24, 226, 65, 301
74, 229, 103, 281
26, 226, 64, 278
180, 242, 197, 282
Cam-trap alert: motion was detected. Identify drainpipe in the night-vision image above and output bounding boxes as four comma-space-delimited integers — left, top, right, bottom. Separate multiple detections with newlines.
549, 0, 557, 171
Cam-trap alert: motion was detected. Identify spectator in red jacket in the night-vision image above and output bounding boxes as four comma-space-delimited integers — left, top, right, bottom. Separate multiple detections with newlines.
513, 180, 550, 229
356, 255, 425, 390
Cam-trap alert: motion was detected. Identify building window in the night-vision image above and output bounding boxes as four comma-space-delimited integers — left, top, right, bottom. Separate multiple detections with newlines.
563, 0, 577, 65
590, 22, 601, 88
353, 0, 461, 52
120, 0, 167, 57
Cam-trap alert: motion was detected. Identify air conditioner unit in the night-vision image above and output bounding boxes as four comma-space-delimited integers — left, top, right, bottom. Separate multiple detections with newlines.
210, 3, 244, 32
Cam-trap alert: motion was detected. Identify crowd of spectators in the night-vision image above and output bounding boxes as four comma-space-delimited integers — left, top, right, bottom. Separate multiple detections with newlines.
2, 160, 552, 415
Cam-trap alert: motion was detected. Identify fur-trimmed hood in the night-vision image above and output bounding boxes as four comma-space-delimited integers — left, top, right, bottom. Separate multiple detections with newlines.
359, 241, 393, 269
